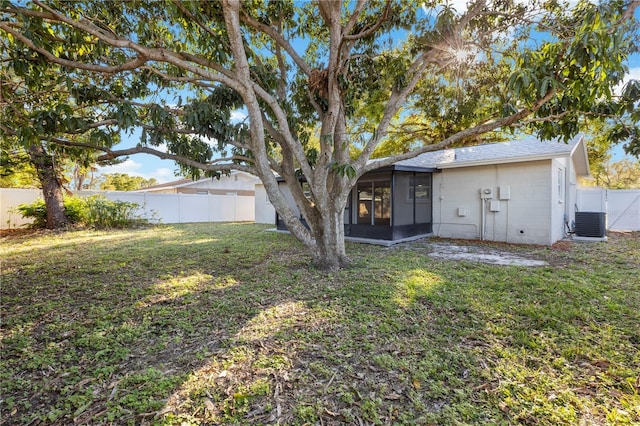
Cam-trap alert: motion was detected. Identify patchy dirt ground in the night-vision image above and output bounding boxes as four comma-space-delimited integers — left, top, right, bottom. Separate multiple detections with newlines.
392, 230, 640, 268
425, 242, 550, 266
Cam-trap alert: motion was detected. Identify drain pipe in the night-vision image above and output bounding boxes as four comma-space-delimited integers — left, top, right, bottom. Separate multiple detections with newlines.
480, 188, 493, 240
480, 197, 486, 240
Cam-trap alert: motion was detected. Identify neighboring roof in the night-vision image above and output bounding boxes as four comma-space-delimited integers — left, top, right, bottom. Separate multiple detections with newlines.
137, 170, 260, 192
390, 133, 590, 176
140, 178, 193, 191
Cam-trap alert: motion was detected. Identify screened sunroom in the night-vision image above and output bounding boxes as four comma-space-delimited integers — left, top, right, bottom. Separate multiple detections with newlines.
276, 166, 435, 241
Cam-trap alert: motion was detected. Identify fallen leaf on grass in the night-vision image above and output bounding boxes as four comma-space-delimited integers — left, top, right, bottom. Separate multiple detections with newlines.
385, 392, 402, 400
608, 389, 623, 399
204, 398, 216, 412
324, 408, 339, 416
574, 386, 596, 396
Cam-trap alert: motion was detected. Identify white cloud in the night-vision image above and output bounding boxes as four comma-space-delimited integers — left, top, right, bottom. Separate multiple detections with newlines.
422, 0, 588, 17
230, 109, 248, 123
200, 136, 219, 147
97, 160, 176, 184
98, 158, 143, 175
148, 168, 176, 183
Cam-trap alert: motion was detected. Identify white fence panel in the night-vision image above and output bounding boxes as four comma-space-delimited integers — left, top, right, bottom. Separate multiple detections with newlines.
210, 194, 233, 222
577, 188, 640, 231
1, 188, 254, 229
576, 187, 607, 212
142, 193, 181, 223
607, 190, 640, 231
0, 188, 41, 229
180, 194, 211, 223
235, 196, 255, 222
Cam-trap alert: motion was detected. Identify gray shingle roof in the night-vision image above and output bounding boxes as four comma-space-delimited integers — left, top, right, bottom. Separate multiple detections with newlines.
394, 134, 583, 169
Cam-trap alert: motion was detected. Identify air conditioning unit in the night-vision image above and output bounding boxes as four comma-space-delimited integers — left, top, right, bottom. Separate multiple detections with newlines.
575, 212, 606, 237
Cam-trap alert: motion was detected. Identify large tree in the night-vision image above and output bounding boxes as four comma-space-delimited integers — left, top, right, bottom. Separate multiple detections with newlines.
1, 0, 638, 268
585, 158, 640, 188
0, 58, 123, 227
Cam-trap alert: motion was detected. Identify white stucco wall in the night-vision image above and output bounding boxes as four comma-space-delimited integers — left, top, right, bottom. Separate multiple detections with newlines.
550, 157, 574, 244
255, 154, 586, 246
432, 159, 562, 245
144, 172, 259, 195
254, 183, 277, 224
187, 173, 258, 193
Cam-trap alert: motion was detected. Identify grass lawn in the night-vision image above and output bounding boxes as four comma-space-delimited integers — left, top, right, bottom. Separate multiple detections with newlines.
1, 223, 639, 425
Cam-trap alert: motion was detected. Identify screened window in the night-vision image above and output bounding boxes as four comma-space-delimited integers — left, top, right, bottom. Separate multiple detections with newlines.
357, 180, 391, 226
409, 175, 431, 201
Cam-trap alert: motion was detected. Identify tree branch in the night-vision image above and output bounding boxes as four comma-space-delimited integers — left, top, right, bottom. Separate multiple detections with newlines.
51, 139, 256, 174
363, 89, 558, 173
0, 22, 149, 74
8, 1, 244, 92
342, 0, 391, 41
172, 0, 223, 42
239, 10, 312, 77
341, 0, 368, 37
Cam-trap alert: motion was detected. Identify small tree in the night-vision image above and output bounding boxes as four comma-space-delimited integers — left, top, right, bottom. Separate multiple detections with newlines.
1, 0, 638, 268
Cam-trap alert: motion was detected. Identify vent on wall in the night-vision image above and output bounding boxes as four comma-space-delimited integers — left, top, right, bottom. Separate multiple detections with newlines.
575, 212, 606, 237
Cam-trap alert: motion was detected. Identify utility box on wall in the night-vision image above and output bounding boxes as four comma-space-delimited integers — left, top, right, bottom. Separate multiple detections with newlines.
480, 188, 493, 199
499, 186, 511, 200
575, 212, 606, 237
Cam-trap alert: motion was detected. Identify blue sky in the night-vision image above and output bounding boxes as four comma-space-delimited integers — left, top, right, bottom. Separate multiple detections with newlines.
98, 2, 640, 183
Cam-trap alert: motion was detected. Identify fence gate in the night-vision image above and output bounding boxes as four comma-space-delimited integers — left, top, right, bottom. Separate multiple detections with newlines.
607, 190, 640, 231
576, 188, 640, 232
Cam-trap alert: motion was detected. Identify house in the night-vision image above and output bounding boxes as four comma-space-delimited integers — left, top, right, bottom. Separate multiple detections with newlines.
137, 171, 259, 196
261, 134, 591, 246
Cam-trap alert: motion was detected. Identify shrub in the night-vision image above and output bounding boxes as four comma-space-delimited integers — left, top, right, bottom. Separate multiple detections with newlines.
84, 195, 146, 229
15, 199, 48, 228
63, 196, 88, 224
16, 195, 148, 229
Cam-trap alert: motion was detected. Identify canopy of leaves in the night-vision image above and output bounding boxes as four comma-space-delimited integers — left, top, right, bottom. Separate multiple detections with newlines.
0, 149, 39, 188
2, 1, 637, 171
99, 173, 158, 191
584, 158, 640, 188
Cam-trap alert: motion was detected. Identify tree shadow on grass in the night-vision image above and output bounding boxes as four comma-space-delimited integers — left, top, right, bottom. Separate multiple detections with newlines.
2, 225, 485, 425
1, 226, 638, 425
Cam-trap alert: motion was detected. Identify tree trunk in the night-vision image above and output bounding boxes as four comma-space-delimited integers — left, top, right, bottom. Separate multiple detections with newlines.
28, 143, 69, 229
306, 202, 350, 271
